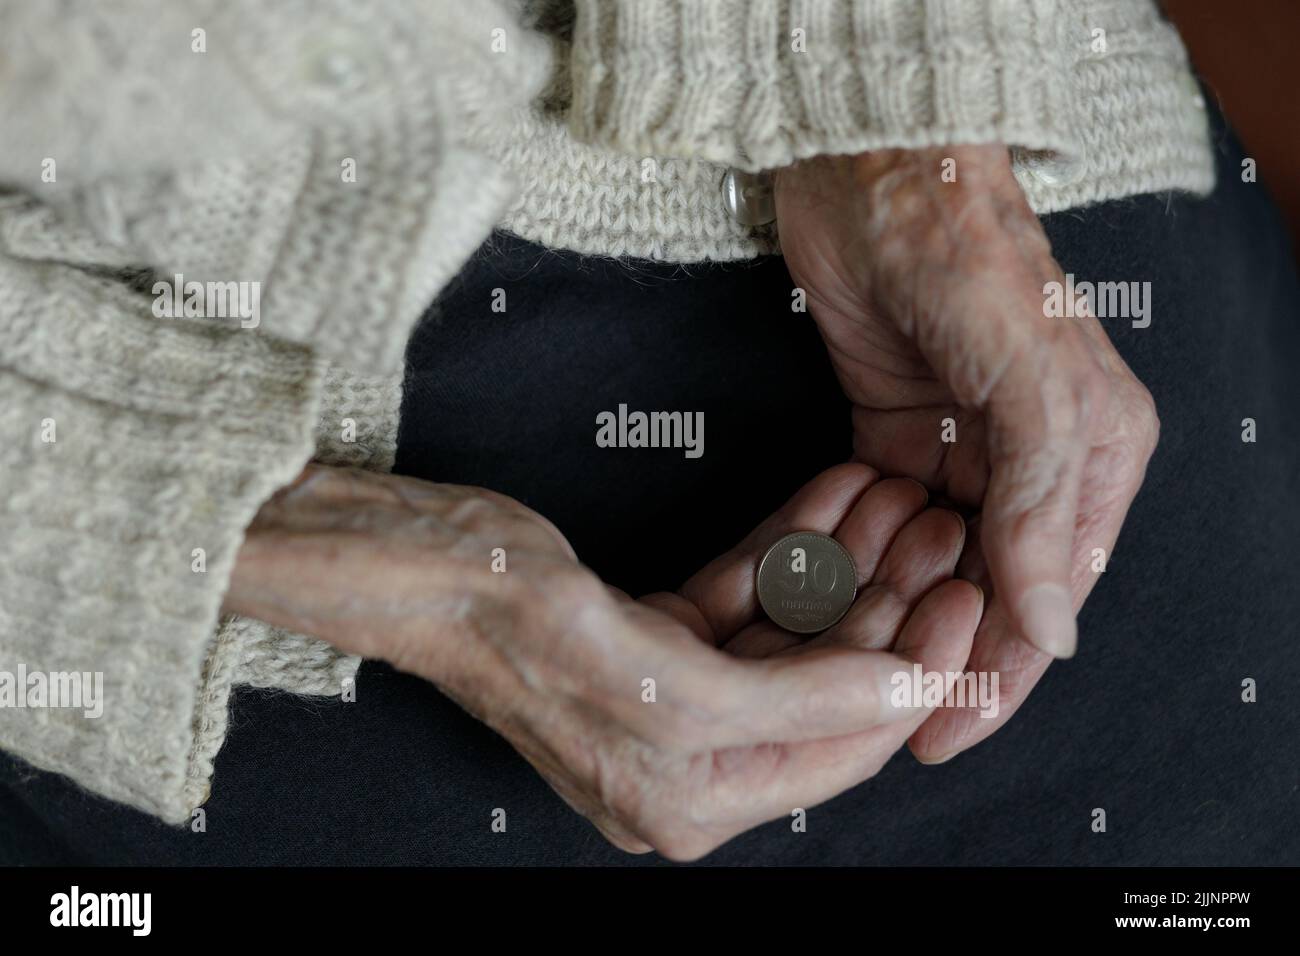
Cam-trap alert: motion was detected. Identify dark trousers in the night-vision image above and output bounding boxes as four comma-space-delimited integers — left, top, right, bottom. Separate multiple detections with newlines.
4, 100, 1298, 865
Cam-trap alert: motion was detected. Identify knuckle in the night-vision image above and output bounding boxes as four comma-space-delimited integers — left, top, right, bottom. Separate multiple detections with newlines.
588, 741, 648, 826
512, 511, 571, 554
544, 566, 606, 616
595, 752, 683, 845
506, 566, 606, 655
1133, 382, 1161, 452
645, 823, 719, 862
596, 749, 723, 860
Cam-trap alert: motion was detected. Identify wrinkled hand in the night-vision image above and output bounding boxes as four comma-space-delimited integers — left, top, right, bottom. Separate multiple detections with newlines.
225, 463, 981, 858
774, 145, 1160, 762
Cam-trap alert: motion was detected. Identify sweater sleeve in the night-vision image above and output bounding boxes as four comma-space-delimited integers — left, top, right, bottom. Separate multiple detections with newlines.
0, 0, 551, 377
0, 194, 324, 822
0, 0, 551, 822
565, 0, 1214, 210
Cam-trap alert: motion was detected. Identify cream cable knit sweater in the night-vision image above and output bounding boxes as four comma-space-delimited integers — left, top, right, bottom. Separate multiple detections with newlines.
0, 0, 1213, 823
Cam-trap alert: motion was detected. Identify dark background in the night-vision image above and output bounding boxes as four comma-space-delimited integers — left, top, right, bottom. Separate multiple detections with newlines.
1166, 0, 1300, 256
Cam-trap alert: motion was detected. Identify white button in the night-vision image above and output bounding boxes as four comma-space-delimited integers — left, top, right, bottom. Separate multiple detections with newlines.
721, 169, 776, 226
1011, 146, 1088, 188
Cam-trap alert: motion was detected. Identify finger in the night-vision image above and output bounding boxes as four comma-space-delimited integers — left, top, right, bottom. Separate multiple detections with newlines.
908, 487, 1137, 762
604, 597, 899, 752
719, 476, 927, 658
711, 580, 983, 824
921, 312, 1157, 750
678, 463, 877, 644
979, 324, 1098, 659
697, 621, 965, 748
907, 593, 1050, 764
805, 506, 966, 652
850, 405, 991, 507
830, 477, 931, 585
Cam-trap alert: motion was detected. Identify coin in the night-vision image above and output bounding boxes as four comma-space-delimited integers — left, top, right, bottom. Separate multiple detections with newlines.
756, 532, 858, 634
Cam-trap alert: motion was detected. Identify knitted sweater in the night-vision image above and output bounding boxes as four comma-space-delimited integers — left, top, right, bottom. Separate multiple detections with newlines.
0, 0, 1214, 824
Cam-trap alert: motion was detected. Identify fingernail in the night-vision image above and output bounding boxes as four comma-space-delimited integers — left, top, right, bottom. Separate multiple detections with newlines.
1017, 583, 1077, 658
916, 750, 957, 766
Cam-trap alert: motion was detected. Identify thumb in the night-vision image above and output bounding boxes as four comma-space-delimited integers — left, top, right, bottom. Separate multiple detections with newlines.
979, 331, 1101, 658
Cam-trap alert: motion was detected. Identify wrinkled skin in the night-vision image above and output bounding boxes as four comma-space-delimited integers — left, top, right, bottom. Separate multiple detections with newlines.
226, 463, 981, 859
774, 145, 1160, 761
225, 143, 1159, 856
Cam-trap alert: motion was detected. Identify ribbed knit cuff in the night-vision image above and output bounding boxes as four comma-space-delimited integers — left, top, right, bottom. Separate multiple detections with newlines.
216, 361, 400, 700
569, 0, 1084, 170
0, 262, 322, 824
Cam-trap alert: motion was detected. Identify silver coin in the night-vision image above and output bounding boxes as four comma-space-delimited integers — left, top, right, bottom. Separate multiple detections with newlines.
756, 532, 858, 634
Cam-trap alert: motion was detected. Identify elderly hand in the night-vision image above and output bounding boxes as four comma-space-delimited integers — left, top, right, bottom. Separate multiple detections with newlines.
224, 463, 981, 858
774, 144, 1160, 762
